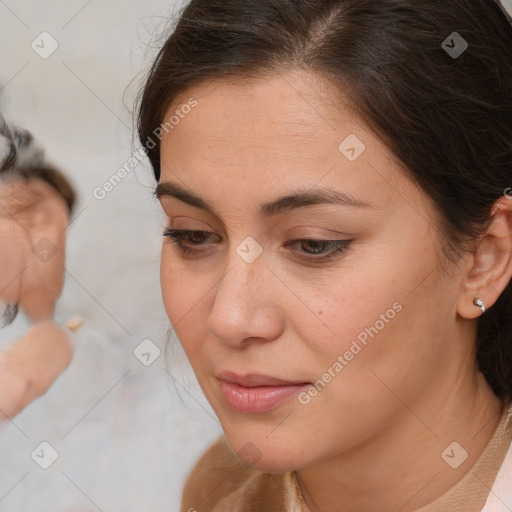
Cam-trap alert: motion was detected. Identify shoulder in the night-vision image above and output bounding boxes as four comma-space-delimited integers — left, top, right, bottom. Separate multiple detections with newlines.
180, 436, 293, 512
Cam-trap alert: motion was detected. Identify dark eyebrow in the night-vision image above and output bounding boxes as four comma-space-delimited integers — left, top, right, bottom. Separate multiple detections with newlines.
154, 182, 373, 217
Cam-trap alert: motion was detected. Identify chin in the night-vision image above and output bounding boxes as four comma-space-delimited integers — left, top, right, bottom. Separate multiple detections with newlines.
238, 452, 300, 474
249, 459, 298, 474
223, 430, 305, 474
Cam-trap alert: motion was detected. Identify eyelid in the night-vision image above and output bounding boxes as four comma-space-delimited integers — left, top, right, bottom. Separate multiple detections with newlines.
286, 229, 352, 239
165, 214, 351, 239
162, 211, 219, 232
162, 228, 352, 263
163, 224, 354, 243
160, 201, 361, 238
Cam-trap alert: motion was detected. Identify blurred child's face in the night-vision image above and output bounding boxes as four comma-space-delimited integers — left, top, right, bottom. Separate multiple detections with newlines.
157, 70, 470, 472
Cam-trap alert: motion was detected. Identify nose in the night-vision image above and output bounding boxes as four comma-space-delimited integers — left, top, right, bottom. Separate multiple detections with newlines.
206, 247, 284, 348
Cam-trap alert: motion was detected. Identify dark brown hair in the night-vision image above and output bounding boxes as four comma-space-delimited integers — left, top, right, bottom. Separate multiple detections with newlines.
138, 0, 512, 398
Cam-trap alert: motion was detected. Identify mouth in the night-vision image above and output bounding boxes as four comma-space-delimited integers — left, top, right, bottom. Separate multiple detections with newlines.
217, 371, 311, 414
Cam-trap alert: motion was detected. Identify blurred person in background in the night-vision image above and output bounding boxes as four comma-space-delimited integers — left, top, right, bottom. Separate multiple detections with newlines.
0, 113, 77, 419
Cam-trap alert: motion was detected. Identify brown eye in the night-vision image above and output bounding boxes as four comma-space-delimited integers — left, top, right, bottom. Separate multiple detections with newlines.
284, 239, 352, 263
163, 229, 352, 263
162, 229, 221, 256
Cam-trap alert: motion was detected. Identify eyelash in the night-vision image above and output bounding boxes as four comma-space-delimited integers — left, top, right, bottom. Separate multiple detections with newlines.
162, 229, 352, 263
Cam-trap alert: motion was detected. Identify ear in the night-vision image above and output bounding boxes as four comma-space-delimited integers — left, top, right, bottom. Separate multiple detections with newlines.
458, 197, 512, 319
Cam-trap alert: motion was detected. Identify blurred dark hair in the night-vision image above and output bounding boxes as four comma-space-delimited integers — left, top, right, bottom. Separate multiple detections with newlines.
0, 113, 77, 213
0, 113, 77, 326
138, 0, 512, 398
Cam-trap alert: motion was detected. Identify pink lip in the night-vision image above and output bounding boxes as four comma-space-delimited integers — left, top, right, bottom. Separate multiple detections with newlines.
217, 371, 310, 414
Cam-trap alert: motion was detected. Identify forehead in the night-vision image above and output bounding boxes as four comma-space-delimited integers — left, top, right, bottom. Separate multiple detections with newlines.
158, 69, 421, 217
162, 69, 363, 156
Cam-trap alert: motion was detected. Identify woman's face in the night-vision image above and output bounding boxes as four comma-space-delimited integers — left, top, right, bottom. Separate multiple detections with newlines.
157, 69, 469, 472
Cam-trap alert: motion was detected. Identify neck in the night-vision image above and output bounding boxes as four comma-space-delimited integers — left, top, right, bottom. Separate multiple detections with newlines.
296, 362, 504, 512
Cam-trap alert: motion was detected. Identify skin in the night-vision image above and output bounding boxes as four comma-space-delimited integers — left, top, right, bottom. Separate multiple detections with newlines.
157, 69, 512, 511
0, 177, 68, 320
0, 177, 73, 419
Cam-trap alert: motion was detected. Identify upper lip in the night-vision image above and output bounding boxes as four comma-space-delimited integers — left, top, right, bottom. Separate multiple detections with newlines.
217, 371, 310, 388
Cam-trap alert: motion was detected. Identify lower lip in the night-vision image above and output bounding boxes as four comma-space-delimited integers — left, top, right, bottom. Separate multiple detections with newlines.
219, 380, 309, 413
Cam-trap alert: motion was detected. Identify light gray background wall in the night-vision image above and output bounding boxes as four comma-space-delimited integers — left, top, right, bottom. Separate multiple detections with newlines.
1, 1, 511, 511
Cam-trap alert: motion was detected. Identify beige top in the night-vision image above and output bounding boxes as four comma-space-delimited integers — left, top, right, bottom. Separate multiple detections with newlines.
181, 402, 512, 511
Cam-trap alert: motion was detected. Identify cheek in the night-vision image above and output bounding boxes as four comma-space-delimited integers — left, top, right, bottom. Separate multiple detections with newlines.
286, 285, 446, 456
161, 248, 200, 320
283, 258, 403, 368
297, 236, 450, 393
160, 248, 214, 361
313, 269, 453, 421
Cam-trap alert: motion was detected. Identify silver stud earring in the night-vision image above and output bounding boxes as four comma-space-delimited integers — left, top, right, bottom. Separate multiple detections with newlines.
474, 298, 485, 313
